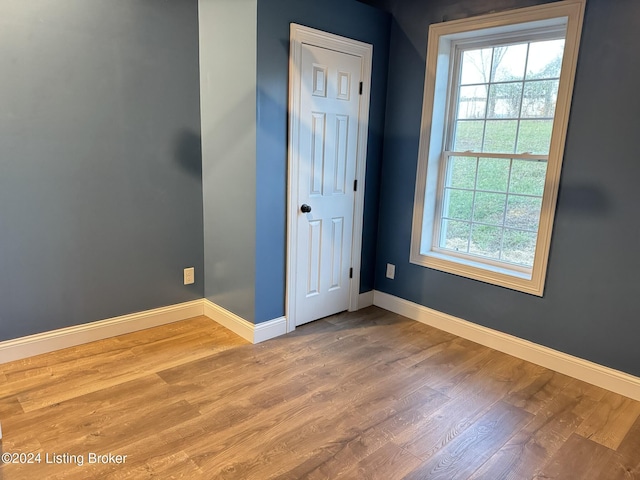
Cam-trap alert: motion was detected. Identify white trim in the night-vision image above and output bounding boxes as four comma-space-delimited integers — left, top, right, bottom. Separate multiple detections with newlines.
254, 316, 288, 344
373, 290, 640, 402
358, 291, 374, 309
286, 24, 373, 333
0, 298, 289, 366
410, 0, 587, 296
203, 300, 287, 344
203, 300, 254, 342
0, 300, 204, 365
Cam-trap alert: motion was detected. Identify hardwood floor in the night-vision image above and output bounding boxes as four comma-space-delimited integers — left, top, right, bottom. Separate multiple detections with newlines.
1, 306, 639, 479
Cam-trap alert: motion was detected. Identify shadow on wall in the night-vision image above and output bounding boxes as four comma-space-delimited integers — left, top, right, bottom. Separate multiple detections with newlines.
199, 90, 258, 320
436, 0, 560, 22
173, 129, 202, 178
558, 184, 610, 214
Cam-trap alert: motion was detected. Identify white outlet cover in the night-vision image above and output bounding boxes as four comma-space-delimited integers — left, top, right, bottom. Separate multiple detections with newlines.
386, 263, 395, 280
184, 267, 195, 285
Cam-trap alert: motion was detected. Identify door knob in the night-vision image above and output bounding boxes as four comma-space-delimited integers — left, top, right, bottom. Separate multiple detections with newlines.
301, 204, 312, 213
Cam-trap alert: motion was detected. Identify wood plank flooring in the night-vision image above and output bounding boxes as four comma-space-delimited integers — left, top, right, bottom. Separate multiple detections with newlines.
1, 306, 639, 479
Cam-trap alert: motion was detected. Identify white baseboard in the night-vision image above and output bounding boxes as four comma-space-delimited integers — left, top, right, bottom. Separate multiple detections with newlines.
358, 291, 374, 309
0, 300, 204, 365
203, 300, 254, 342
254, 316, 288, 343
0, 298, 289, 365
203, 299, 287, 344
373, 290, 640, 402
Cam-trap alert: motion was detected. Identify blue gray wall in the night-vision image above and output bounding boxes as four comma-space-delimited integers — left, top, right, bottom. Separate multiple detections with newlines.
0, 0, 203, 342
256, 0, 391, 322
199, 0, 257, 322
375, 0, 640, 376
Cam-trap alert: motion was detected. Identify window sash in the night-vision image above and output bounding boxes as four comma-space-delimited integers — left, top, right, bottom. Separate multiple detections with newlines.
431, 29, 562, 271
432, 151, 547, 269
446, 31, 565, 156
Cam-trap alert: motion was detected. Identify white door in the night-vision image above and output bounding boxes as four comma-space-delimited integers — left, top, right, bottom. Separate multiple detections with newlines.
294, 43, 362, 326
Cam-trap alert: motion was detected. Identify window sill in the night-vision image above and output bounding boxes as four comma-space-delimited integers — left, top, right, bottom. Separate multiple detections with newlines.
410, 249, 545, 296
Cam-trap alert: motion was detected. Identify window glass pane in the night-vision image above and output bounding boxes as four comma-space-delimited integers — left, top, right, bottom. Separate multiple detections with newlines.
477, 158, 509, 192
443, 188, 474, 221
509, 160, 547, 196
505, 195, 542, 230
502, 229, 537, 266
483, 120, 517, 153
448, 156, 477, 189
487, 82, 523, 119
470, 224, 502, 259
454, 120, 484, 151
522, 80, 559, 118
526, 39, 565, 80
517, 119, 553, 154
460, 48, 492, 85
440, 219, 470, 252
458, 85, 488, 119
491, 44, 528, 82
473, 192, 507, 225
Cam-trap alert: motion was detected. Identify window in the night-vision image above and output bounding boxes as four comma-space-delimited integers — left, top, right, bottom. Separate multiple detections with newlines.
410, 0, 585, 296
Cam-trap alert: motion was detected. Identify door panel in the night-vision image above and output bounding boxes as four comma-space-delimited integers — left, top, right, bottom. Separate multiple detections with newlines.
295, 44, 362, 326
329, 217, 344, 291
306, 219, 322, 296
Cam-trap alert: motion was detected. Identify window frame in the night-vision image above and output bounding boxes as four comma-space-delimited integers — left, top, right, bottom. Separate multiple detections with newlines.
410, 0, 586, 296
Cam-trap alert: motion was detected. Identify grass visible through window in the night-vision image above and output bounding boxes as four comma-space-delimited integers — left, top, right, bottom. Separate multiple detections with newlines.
440, 155, 547, 267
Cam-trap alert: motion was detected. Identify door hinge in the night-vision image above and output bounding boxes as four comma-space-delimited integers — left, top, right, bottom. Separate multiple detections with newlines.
353, 179, 358, 192
359, 82, 363, 95
349, 268, 353, 279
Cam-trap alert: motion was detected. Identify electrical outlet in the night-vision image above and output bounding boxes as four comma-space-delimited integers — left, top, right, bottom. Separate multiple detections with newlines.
386, 263, 395, 280
183, 267, 195, 285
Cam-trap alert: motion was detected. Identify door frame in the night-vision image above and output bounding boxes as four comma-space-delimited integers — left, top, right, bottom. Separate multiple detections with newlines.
286, 23, 373, 333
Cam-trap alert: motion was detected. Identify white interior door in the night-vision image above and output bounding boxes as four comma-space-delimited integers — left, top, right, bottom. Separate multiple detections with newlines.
294, 44, 362, 326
